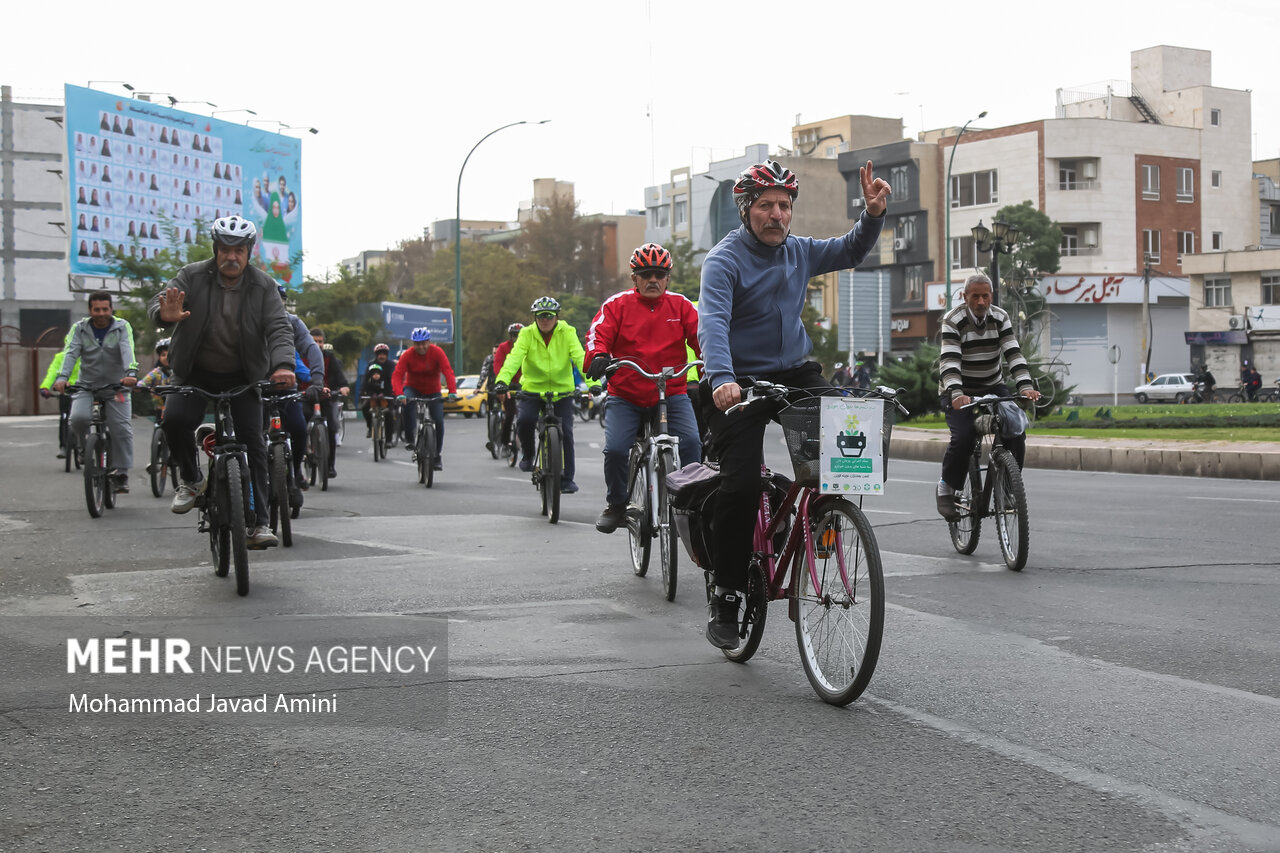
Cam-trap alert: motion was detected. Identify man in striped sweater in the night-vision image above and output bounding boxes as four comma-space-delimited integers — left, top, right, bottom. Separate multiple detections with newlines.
936, 273, 1040, 519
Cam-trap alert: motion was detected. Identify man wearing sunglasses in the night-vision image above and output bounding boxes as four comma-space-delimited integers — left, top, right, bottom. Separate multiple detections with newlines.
584, 243, 701, 534
493, 297, 587, 494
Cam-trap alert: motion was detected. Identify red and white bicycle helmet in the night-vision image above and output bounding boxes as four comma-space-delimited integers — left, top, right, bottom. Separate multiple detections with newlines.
629, 242, 673, 273
373, 343, 390, 354
733, 159, 798, 222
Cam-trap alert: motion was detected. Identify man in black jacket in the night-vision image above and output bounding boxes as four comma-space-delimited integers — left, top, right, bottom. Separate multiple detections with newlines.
149, 215, 295, 549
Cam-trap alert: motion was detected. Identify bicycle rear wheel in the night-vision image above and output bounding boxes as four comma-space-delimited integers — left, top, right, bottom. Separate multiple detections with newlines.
306, 422, 322, 486
657, 447, 678, 601
949, 457, 982, 554
540, 426, 561, 524
626, 445, 651, 576
83, 433, 105, 518
315, 428, 330, 492
224, 456, 250, 596
101, 438, 116, 510
795, 499, 884, 706
991, 447, 1029, 571
269, 446, 292, 548
716, 559, 768, 664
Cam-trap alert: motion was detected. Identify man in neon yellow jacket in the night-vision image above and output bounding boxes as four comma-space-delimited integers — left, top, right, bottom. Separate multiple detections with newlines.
40, 326, 81, 459
493, 296, 586, 493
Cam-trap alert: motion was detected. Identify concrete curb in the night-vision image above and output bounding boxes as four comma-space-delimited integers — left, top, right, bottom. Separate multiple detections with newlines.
890, 427, 1280, 481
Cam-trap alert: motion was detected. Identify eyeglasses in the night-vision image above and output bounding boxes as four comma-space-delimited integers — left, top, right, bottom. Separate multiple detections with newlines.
635, 270, 669, 281
535, 312, 557, 320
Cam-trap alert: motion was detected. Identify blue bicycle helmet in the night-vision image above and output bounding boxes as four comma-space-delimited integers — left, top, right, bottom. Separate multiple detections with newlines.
410, 327, 431, 342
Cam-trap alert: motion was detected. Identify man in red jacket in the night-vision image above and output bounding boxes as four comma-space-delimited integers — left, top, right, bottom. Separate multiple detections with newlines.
393, 327, 457, 471
491, 322, 523, 453
585, 243, 701, 534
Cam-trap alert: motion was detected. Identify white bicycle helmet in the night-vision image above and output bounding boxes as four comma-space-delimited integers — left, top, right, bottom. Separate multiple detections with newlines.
210, 215, 257, 247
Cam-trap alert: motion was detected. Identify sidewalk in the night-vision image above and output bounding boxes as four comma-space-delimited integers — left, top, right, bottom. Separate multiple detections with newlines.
891, 426, 1280, 481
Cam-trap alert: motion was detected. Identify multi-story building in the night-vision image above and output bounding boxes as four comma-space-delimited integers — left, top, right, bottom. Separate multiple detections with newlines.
1, 85, 79, 347
834, 45, 1253, 395
1182, 247, 1280, 381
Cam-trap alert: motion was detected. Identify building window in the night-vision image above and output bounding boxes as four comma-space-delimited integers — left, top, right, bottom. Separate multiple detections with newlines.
1177, 231, 1195, 264
1141, 164, 1160, 200
1211, 170, 1222, 188
1143, 229, 1161, 264
673, 199, 688, 229
950, 235, 988, 270
1212, 231, 1223, 250
905, 266, 924, 302
889, 166, 910, 202
896, 215, 917, 250
1270, 205, 1280, 236
1058, 161, 1077, 190
1061, 226, 1079, 256
1204, 276, 1231, 307
950, 170, 998, 208
1210, 108, 1221, 127
1262, 272, 1280, 305
1177, 167, 1194, 202
652, 205, 669, 229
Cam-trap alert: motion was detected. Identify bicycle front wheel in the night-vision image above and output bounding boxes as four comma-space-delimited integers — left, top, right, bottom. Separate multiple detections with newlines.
373, 411, 385, 461
306, 422, 322, 486
224, 456, 250, 596
795, 499, 884, 706
149, 428, 167, 497
626, 445, 651, 576
541, 427, 561, 524
209, 469, 230, 578
422, 422, 436, 489
657, 448, 678, 601
991, 448, 1029, 571
83, 433, 105, 519
949, 458, 982, 555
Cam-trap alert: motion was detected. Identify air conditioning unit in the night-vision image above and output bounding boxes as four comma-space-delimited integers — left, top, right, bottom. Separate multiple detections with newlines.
850, 197, 864, 208
1227, 314, 1246, 330
1081, 161, 1097, 180
893, 237, 909, 251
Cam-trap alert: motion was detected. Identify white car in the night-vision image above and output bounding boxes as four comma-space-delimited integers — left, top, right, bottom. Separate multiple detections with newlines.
1133, 373, 1196, 403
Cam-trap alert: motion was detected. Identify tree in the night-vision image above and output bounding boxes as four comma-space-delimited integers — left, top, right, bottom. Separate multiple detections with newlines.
986, 200, 1061, 339
515, 194, 609, 301
383, 234, 435, 296
402, 242, 541, 370
803, 302, 840, 371
292, 266, 391, 367
667, 238, 703, 300
106, 216, 214, 356
877, 343, 942, 419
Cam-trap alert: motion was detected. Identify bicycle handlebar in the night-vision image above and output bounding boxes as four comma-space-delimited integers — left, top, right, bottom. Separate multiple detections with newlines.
606, 358, 702, 382
159, 380, 276, 401
957, 394, 1026, 412
726, 380, 909, 416
66, 383, 127, 395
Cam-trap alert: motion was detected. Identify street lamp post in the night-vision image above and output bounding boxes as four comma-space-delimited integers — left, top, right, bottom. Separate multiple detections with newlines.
454, 120, 549, 372
1140, 252, 1153, 383
971, 218, 1021, 309
944, 111, 987, 310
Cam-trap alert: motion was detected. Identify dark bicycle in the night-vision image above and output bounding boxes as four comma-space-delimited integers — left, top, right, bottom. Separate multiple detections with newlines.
263, 389, 304, 547
948, 395, 1032, 572
161, 381, 273, 596
361, 393, 394, 462
304, 393, 330, 492
409, 393, 442, 488
68, 384, 125, 519
60, 393, 84, 473
514, 390, 577, 524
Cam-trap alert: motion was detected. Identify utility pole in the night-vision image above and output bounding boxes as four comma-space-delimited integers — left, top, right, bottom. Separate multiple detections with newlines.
1140, 254, 1152, 383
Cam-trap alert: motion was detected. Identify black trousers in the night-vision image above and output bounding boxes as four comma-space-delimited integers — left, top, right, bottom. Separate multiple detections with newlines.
701, 361, 831, 591
163, 370, 269, 527
940, 384, 1027, 491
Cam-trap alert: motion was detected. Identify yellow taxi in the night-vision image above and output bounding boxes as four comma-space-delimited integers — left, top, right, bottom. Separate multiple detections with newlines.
443, 374, 488, 418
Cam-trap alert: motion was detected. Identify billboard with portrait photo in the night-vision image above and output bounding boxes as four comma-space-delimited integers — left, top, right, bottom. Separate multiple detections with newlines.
64, 84, 303, 286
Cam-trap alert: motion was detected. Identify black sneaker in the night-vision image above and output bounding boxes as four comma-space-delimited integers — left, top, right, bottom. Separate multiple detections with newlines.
705, 591, 741, 649
595, 504, 627, 534
432, 458, 443, 471
936, 493, 959, 520
326, 467, 337, 479
109, 470, 129, 494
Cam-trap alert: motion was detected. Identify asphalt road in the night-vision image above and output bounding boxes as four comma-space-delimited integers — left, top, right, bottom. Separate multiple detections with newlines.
1, 412, 1278, 852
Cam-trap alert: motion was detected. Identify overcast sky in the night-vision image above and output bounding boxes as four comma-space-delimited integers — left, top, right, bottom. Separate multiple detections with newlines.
15, 0, 1280, 279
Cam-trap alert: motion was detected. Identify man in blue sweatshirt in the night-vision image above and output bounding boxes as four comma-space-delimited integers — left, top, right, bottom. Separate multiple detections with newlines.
698, 158, 890, 649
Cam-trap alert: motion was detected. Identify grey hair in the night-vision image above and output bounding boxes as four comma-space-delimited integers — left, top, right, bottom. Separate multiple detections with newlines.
964, 272, 992, 291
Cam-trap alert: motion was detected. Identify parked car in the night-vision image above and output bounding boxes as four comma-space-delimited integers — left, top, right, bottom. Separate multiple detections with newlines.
443, 374, 487, 417
1133, 373, 1196, 403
